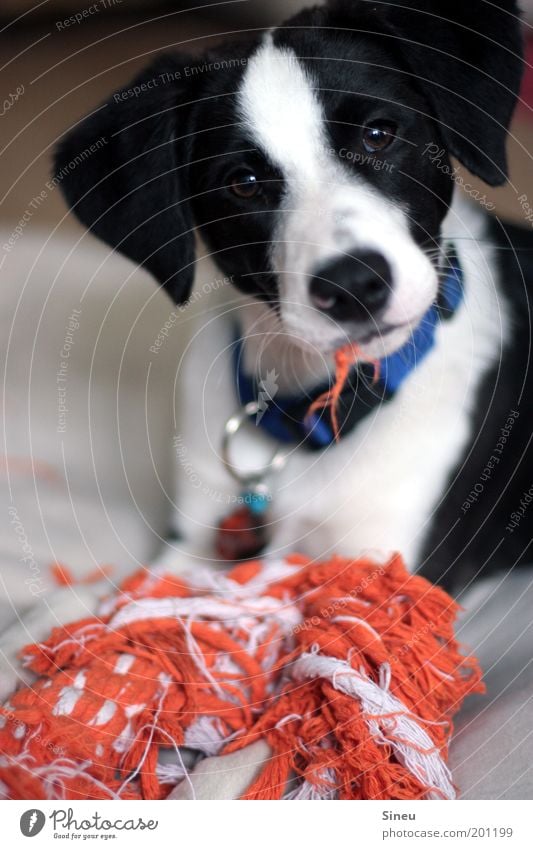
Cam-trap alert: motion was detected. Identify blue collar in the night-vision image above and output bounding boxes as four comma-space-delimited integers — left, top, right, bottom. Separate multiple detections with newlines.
237, 246, 464, 450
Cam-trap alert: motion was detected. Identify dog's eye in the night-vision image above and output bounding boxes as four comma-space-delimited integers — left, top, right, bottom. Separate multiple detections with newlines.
230, 170, 260, 199
362, 122, 397, 153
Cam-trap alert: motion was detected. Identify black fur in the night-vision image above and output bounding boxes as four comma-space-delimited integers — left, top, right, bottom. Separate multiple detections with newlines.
421, 218, 533, 592
54, 0, 523, 300
54, 55, 201, 303
53, 1, 530, 589
325, 0, 524, 185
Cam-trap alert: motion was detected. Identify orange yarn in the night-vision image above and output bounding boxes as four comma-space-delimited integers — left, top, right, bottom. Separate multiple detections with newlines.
0, 554, 483, 801
307, 345, 380, 441
51, 562, 112, 586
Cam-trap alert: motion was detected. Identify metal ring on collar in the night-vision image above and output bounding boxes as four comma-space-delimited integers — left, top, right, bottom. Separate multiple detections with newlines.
221, 401, 289, 487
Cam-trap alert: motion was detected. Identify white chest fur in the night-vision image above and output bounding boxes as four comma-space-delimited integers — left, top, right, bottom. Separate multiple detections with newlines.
171, 196, 506, 571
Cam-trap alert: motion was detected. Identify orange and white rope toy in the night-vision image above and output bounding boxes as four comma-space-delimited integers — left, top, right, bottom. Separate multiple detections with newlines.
0, 553, 483, 800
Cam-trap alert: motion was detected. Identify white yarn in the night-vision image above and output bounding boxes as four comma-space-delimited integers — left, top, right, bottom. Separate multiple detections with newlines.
32, 624, 105, 662
181, 558, 302, 600
184, 716, 230, 757
181, 616, 227, 700
113, 654, 135, 675
89, 699, 116, 727
112, 702, 147, 755
292, 649, 456, 800
284, 767, 338, 800
51, 670, 87, 717
116, 677, 169, 797
25, 756, 123, 800
109, 595, 301, 634
331, 615, 383, 642
156, 761, 187, 785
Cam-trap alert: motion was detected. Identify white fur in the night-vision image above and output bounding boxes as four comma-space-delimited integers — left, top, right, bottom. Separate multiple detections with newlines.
239, 38, 437, 363
0, 41, 509, 798
159, 190, 506, 574
158, 40, 505, 572
0, 51, 504, 634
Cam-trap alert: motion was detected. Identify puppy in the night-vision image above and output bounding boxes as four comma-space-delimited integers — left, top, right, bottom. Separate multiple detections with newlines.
49, 0, 532, 591
53, 0, 531, 594
1, 0, 530, 799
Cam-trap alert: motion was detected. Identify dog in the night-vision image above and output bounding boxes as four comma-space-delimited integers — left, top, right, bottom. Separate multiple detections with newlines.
1, 0, 530, 799
53, 0, 532, 595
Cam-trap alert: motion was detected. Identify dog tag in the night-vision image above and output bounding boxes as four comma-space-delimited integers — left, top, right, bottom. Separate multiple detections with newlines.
215, 486, 270, 561
216, 402, 288, 561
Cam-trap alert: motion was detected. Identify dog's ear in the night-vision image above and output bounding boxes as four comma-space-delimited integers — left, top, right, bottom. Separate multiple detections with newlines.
54, 55, 200, 303
327, 0, 524, 186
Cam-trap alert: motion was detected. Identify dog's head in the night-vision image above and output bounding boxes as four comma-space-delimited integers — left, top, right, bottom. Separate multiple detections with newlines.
55, 0, 523, 360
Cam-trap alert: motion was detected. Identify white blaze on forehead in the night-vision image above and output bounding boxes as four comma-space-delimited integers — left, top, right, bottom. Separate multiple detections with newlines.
237, 35, 438, 357
238, 37, 327, 178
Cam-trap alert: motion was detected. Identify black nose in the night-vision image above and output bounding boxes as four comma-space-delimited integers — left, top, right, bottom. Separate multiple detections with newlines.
309, 252, 392, 322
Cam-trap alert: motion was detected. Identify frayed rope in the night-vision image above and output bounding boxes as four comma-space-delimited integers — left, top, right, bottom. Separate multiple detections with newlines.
0, 554, 483, 800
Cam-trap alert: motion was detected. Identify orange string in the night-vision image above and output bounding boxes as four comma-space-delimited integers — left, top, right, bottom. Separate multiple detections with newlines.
307, 344, 380, 442
51, 562, 112, 586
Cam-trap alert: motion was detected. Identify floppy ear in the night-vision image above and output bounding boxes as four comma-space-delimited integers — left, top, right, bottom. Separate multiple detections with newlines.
54, 55, 199, 303
328, 0, 524, 186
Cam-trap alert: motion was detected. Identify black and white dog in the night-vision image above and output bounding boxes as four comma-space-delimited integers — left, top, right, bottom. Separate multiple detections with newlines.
55, 0, 531, 593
